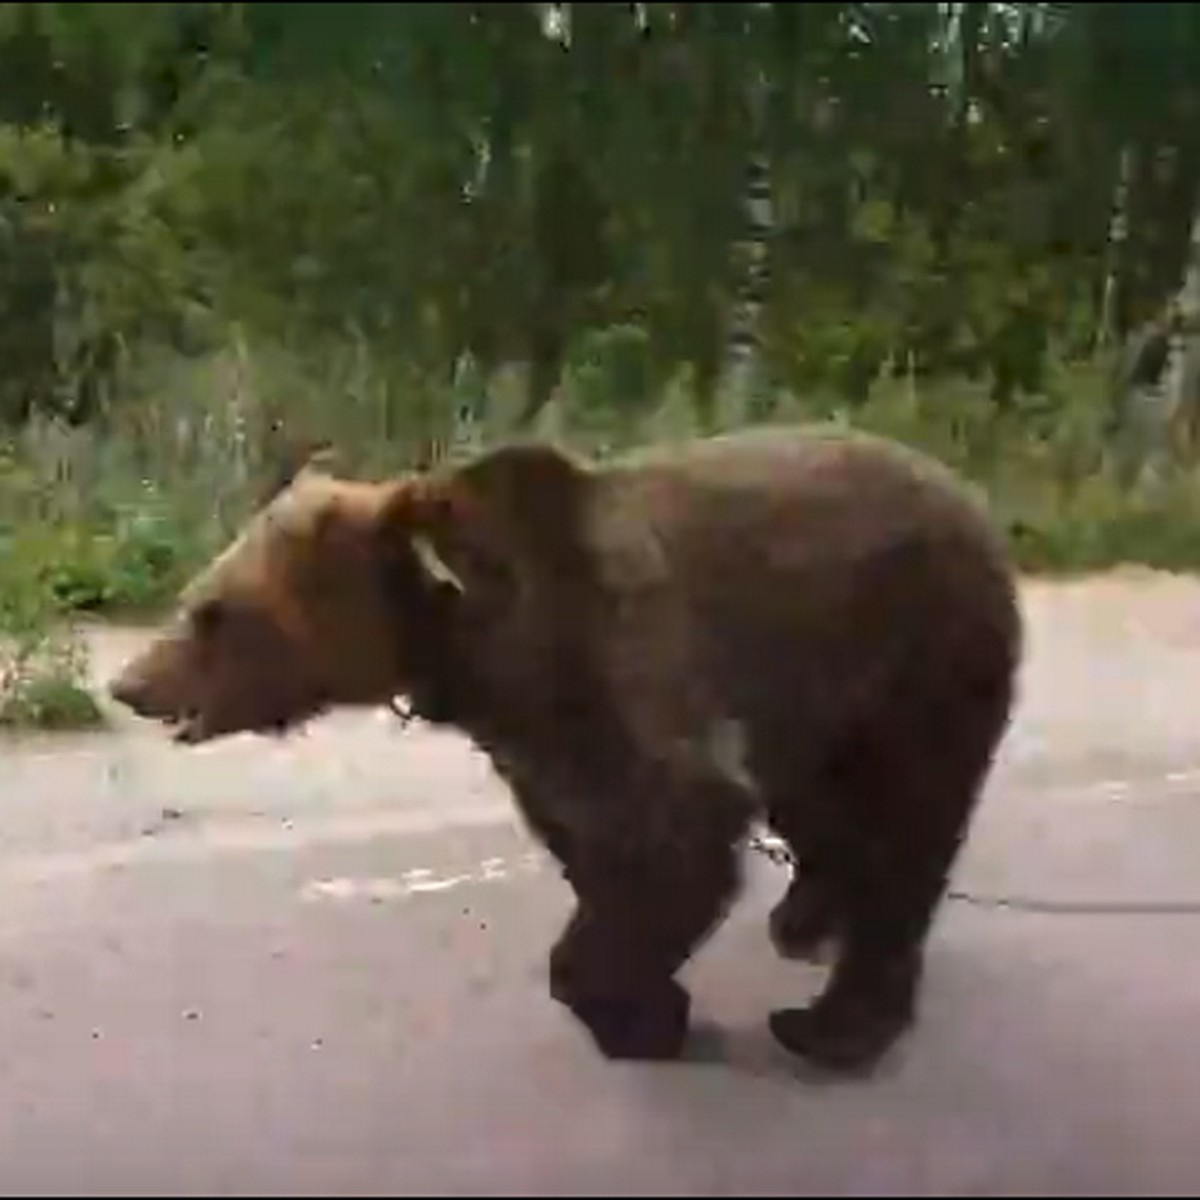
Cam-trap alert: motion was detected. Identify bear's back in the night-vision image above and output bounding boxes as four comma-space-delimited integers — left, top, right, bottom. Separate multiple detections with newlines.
588, 423, 1021, 737
595, 423, 1009, 590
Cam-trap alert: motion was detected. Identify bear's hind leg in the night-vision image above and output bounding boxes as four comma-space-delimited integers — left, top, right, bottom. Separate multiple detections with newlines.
767, 685, 1010, 1073
761, 794, 851, 965
768, 871, 842, 964
768, 819, 961, 1072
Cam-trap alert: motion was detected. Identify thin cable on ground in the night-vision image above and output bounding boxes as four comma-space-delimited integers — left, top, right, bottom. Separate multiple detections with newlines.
942, 889, 1200, 916
746, 834, 1200, 918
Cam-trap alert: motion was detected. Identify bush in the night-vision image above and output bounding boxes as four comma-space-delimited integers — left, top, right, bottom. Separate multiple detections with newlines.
0, 566, 104, 733
564, 324, 658, 433
38, 509, 200, 616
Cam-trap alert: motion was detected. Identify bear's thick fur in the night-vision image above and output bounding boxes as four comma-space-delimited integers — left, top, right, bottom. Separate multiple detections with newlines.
110, 424, 1023, 1072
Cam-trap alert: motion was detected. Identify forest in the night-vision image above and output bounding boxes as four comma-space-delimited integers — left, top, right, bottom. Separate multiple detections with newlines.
2, 2, 1200, 724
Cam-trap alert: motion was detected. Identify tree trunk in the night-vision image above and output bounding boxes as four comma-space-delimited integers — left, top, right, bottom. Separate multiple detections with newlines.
1115, 195, 1200, 488
1096, 143, 1135, 353
1163, 199, 1200, 457
723, 69, 773, 411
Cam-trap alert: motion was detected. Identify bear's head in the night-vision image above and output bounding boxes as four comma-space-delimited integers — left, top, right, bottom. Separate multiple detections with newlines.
107, 444, 595, 745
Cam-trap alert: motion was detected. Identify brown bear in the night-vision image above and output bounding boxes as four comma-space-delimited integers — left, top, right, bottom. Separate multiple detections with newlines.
109, 424, 1022, 1073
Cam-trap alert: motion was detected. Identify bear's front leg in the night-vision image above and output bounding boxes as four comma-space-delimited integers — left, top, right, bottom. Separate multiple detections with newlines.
548, 904, 693, 1061
547, 832, 741, 1063
507, 780, 687, 1058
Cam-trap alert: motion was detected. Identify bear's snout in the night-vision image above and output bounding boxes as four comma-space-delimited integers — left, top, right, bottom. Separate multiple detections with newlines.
108, 641, 192, 723
109, 656, 213, 744
108, 669, 154, 716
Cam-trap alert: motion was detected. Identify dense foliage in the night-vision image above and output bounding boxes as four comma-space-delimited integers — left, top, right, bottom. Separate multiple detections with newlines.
2, 2, 1198, 436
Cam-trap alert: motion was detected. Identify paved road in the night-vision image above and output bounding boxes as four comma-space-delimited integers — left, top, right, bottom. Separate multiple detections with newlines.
3, 572, 1200, 1195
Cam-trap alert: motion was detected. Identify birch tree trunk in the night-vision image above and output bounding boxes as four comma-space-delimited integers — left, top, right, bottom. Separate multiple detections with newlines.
1163, 200, 1200, 455
723, 71, 773, 414
1096, 143, 1135, 354
1117, 196, 1200, 489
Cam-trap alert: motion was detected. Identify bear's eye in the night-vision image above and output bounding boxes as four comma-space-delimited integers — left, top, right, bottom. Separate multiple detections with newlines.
191, 599, 227, 638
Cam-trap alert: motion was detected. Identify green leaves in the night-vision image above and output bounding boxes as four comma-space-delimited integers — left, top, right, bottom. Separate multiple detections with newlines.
0, 1, 1198, 432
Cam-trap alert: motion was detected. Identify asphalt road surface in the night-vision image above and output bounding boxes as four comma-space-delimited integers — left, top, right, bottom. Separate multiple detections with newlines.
3, 570, 1200, 1195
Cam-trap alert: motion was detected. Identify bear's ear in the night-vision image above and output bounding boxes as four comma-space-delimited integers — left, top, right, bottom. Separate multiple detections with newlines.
451, 442, 594, 577
374, 444, 594, 603
373, 475, 502, 601
259, 439, 339, 509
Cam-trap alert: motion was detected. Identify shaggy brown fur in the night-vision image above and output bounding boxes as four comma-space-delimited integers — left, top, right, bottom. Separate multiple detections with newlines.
110, 424, 1023, 1072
